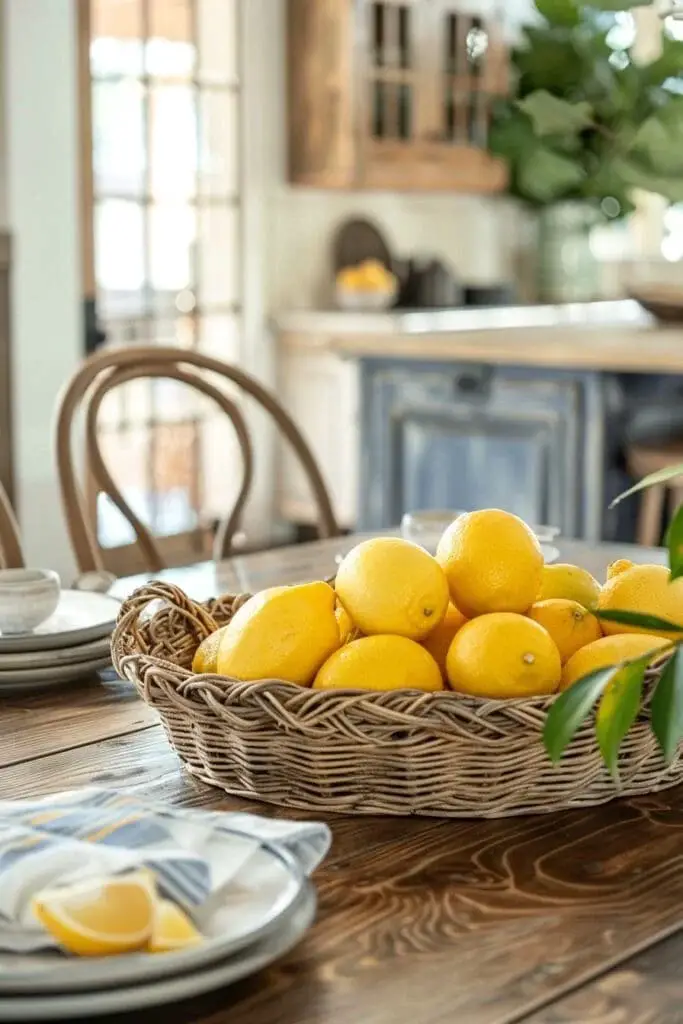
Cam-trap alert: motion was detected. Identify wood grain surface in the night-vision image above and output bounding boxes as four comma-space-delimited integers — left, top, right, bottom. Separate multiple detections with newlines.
2, 536, 683, 1024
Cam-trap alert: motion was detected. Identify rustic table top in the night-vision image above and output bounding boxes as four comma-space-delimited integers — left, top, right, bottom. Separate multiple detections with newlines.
3, 536, 680, 1024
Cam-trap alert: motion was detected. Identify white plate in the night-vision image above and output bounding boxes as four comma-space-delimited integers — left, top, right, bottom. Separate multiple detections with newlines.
0, 637, 112, 671
0, 592, 119, 654
0, 656, 112, 693
0, 841, 306, 995
0, 881, 315, 1020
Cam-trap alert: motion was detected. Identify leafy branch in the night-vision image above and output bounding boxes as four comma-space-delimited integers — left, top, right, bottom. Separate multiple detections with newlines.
490, 0, 683, 212
543, 497, 683, 775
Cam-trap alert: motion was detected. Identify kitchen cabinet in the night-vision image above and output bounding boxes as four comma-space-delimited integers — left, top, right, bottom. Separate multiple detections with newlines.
358, 360, 605, 539
278, 343, 360, 529
287, 0, 508, 192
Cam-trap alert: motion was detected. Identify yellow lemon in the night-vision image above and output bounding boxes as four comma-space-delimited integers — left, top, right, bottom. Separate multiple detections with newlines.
598, 563, 683, 641
314, 635, 443, 692
537, 563, 601, 609
335, 604, 354, 644
561, 633, 671, 691
446, 613, 561, 699
435, 509, 544, 617
335, 537, 449, 641
32, 870, 155, 957
527, 599, 602, 665
421, 603, 468, 679
191, 625, 229, 674
147, 900, 203, 954
216, 581, 339, 686
606, 558, 635, 581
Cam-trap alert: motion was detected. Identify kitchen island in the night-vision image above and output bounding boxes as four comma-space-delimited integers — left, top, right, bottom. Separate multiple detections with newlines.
275, 301, 683, 543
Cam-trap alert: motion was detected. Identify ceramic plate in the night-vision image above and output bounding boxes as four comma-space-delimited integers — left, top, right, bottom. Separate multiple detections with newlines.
0, 881, 315, 1020
0, 840, 306, 995
0, 656, 112, 693
0, 636, 112, 671
0, 592, 120, 654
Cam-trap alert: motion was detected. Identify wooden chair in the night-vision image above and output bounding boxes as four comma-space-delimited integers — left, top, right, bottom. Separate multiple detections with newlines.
55, 346, 341, 575
627, 441, 683, 547
0, 481, 24, 569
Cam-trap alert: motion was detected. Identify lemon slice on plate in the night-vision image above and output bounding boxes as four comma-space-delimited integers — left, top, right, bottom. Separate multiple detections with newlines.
32, 869, 155, 957
147, 899, 203, 954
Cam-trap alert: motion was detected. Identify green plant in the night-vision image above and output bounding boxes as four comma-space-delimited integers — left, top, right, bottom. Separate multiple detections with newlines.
543, 466, 683, 776
489, 0, 683, 213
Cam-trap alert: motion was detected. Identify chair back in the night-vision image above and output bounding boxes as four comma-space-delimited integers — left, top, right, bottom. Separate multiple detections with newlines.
0, 482, 23, 569
55, 346, 340, 574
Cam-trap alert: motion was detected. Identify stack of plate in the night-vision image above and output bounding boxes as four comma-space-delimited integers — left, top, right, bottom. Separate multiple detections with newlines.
0, 842, 316, 1020
0, 591, 121, 694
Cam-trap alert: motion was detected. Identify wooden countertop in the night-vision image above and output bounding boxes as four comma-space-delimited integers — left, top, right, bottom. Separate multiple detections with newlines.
6, 535, 683, 1024
276, 301, 683, 374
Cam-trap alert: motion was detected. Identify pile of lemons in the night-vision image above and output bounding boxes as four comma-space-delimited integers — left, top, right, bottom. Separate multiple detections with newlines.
193, 509, 680, 699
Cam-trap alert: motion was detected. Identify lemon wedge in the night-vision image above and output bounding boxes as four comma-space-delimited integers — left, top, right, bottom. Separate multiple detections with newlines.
147, 899, 203, 953
32, 870, 155, 957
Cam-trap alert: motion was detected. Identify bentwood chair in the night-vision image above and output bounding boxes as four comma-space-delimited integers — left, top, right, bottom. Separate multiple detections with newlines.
54, 346, 341, 576
0, 481, 23, 569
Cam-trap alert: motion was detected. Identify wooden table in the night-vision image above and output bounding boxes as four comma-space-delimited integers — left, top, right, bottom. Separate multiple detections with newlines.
3, 537, 681, 1024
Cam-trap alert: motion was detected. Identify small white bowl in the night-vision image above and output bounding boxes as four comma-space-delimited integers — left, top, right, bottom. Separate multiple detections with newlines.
0, 568, 61, 635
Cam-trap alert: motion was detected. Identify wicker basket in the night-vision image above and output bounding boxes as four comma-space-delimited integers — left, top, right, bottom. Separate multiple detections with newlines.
112, 582, 683, 818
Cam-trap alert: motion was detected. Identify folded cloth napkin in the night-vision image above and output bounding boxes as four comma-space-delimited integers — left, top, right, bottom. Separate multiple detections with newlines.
0, 788, 331, 953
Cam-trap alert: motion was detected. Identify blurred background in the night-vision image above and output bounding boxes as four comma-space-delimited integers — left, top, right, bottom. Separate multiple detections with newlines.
1, 0, 683, 579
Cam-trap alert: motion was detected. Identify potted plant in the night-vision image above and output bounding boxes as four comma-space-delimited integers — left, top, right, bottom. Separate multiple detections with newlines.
489, 0, 683, 302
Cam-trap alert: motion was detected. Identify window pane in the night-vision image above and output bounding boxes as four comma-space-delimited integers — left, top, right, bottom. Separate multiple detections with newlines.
148, 0, 195, 78
198, 205, 240, 307
199, 91, 239, 197
151, 421, 199, 533
97, 426, 151, 548
198, 0, 239, 84
149, 204, 196, 300
150, 85, 197, 201
198, 313, 240, 362
95, 200, 145, 317
91, 0, 143, 76
93, 80, 145, 197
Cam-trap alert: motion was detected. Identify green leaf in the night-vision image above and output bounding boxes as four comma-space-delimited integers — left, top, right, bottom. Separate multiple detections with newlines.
614, 156, 683, 203
596, 656, 648, 779
651, 646, 683, 761
536, 0, 580, 26
586, 0, 653, 8
488, 106, 537, 160
610, 461, 683, 507
665, 503, 683, 581
517, 147, 586, 203
596, 609, 683, 634
543, 665, 618, 763
517, 90, 594, 136
644, 36, 683, 85
631, 108, 683, 177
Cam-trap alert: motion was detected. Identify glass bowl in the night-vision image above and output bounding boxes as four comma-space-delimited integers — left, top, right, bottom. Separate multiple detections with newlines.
400, 509, 560, 562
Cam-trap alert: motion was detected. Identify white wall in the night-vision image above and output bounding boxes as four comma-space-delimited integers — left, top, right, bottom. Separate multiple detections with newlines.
4, 0, 82, 579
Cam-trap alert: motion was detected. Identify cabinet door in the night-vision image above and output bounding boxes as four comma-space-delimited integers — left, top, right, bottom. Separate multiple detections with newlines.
359, 363, 583, 535
359, 0, 507, 191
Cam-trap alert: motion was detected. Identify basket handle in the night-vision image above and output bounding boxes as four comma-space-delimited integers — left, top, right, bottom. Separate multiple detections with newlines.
112, 581, 220, 665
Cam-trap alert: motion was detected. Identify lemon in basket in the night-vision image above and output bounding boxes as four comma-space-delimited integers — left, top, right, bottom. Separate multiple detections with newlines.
598, 563, 683, 640
314, 635, 443, 692
421, 602, 468, 679
446, 612, 561, 699
561, 633, 671, 691
335, 537, 449, 641
435, 509, 543, 617
216, 581, 340, 686
527, 599, 602, 665
192, 624, 229, 674
536, 563, 601, 609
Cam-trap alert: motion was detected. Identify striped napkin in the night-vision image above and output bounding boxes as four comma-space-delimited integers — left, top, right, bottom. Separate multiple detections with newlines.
0, 788, 331, 953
